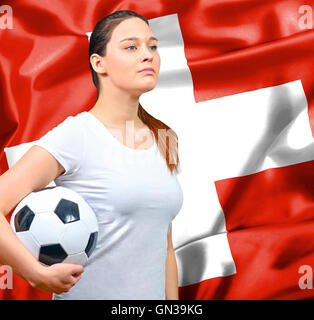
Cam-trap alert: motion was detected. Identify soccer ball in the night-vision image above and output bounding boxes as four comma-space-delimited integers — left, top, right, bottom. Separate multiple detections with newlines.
10, 186, 98, 267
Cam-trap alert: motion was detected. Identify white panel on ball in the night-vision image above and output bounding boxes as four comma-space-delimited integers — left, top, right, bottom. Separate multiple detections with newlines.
60, 221, 90, 255
30, 212, 65, 245
28, 187, 65, 213
63, 252, 89, 266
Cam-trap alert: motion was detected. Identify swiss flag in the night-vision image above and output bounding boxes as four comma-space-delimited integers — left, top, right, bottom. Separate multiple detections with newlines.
0, 0, 314, 300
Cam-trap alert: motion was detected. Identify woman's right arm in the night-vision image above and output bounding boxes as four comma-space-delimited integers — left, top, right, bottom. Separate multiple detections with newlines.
0, 145, 84, 294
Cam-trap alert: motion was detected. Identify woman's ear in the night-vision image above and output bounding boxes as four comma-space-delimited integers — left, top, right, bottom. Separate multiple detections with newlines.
90, 53, 107, 75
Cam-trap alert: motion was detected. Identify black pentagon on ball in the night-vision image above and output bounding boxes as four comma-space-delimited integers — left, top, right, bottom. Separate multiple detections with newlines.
14, 205, 35, 232
85, 232, 98, 257
39, 244, 67, 266
54, 198, 80, 224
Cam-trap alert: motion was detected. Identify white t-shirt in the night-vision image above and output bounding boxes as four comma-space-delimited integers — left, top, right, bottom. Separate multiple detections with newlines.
33, 111, 183, 300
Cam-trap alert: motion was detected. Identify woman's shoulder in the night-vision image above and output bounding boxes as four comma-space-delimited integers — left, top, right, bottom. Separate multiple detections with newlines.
60, 112, 90, 135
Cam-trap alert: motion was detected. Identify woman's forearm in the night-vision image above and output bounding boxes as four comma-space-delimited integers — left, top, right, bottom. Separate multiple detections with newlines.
165, 248, 179, 300
0, 213, 45, 285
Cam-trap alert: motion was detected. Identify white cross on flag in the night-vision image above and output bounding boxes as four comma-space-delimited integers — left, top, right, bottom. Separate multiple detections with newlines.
1, 1, 314, 300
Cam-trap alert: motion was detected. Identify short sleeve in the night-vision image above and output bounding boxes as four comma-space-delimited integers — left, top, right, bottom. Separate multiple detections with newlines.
32, 116, 86, 177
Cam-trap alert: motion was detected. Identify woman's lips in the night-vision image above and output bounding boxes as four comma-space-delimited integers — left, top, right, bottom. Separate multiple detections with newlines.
139, 68, 155, 74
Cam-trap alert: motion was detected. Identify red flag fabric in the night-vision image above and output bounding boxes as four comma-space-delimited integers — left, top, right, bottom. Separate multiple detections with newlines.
0, 0, 314, 300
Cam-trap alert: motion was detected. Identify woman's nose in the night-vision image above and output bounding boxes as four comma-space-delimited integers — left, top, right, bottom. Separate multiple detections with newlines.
140, 45, 154, 61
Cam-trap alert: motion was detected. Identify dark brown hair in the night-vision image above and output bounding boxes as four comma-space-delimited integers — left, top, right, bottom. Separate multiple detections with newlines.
88, 10, 180, 175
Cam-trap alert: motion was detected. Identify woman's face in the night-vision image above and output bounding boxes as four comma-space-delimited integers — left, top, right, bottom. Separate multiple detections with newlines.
101, 17, 160, 96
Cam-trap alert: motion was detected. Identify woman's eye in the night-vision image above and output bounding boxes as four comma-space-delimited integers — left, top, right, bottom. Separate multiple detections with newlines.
125, 45, 158, 51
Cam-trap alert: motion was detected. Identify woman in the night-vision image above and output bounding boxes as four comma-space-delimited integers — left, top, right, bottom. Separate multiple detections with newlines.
0, 10, 183, 300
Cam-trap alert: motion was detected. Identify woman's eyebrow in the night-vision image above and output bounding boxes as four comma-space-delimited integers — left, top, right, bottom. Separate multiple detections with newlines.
120, 36, 158, 42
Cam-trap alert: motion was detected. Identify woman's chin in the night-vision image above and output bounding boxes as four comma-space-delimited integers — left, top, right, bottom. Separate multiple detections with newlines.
131, 84, 157, 95
142, 85, 156, 93
142, 80, 158, 91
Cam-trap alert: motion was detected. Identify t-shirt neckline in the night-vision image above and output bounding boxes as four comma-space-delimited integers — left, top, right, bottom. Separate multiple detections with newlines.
82, 111, 156, 153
